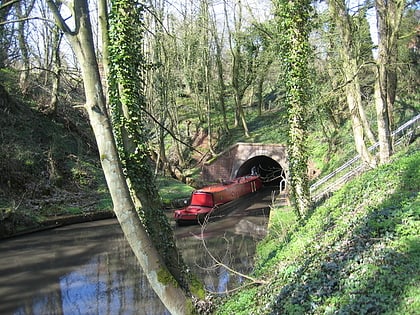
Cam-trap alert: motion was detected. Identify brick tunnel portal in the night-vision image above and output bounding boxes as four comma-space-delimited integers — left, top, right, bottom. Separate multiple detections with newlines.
235, 155, 286, 190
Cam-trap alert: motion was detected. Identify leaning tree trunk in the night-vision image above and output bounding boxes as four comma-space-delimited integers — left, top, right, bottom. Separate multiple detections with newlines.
47, 1, 194, 313
107, 0, 196, 293
75, 37, 192, 315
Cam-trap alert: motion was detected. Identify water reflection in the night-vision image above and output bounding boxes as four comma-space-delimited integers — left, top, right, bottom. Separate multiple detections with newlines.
178, 229, 260, 293
0, 190, 271, 315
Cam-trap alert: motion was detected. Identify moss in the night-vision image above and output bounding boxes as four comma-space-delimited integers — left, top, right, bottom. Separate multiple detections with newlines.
157, 268, 200, 315
189, 274, 206, 300
185, 299, 198, 315
157, 267, 179, 288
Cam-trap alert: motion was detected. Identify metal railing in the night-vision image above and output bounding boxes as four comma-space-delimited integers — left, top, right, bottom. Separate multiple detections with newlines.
310, 113, 420, 202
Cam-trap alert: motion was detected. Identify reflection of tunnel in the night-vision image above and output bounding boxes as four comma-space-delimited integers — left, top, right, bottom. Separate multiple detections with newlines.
235, 155, 286, 189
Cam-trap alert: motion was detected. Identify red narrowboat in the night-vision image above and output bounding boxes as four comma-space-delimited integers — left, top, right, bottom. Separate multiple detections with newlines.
174, 175, 262, 225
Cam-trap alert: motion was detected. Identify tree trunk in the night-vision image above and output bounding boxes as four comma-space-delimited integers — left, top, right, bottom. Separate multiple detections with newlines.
225, 0, 250, 137
329, 0, 375, 167
347, 78, 375, 165
231, 51, 250, 137
274, 0, 312, 219
374, 0, 404, 164
210, 4, 229, 133
108, 0, 197, 294
47, 1, 194, 313
357, 93, 377, 146
213, 36, 229, 133
15, 0, 35, 94
256, 78, 264, 116
0, 0, 13, 68
47, 26, 62, 115
98, 0, 110, 93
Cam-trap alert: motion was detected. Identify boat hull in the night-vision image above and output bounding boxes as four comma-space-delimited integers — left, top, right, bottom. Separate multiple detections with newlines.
174, 176, 262, 225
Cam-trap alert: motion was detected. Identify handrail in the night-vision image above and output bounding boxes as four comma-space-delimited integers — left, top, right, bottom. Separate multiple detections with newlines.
310, 113, 419, 200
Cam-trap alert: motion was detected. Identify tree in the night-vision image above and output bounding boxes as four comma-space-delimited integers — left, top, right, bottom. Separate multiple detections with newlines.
143, 1, 193, 176
46, 24, 62, 115
274, 0, 312, 219
0, 0, 14, 68
198, 0, 216, 155
328, 0, 376, 167
393, 7, 420, 120
209, 3, 229, 134
46, 0, 197, 313
14, 0, 35, 94
247, 22, 276, 115
106, 0, 198, 298
374, 0, 405, 164
224, 0, 253, 137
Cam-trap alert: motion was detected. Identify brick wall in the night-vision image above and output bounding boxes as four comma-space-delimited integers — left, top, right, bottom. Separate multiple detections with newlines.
201, 145, 238, 183
200, 143, 288, 184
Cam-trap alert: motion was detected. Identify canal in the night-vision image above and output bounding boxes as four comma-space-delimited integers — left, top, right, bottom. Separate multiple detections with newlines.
0, 188, 273, 315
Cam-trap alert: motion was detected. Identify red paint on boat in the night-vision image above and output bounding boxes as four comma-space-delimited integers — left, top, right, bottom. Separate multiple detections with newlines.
174, 175, 262, 225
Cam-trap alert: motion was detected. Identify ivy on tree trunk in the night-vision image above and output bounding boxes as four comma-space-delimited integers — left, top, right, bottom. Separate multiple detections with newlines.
48, 0, 199, 313
274, 0, 312, 219
107, 0, 199, 298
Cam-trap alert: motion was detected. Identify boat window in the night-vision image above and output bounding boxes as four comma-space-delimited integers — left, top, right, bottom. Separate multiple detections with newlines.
190, 192, 213, 207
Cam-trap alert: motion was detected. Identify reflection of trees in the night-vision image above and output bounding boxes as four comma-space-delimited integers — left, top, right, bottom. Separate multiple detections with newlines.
177, 232, 259, 293
4, 220, 265, 313
5, 224, 168, 315
56, 238, 168, 315
17, 286, 64, 315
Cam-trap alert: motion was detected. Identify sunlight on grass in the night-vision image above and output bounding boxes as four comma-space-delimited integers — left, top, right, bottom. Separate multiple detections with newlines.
156, 177, 195, 206
215, 142, 420, 315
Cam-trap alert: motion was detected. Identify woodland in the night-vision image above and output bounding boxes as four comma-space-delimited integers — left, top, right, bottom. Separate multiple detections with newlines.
0, 0, 419, 314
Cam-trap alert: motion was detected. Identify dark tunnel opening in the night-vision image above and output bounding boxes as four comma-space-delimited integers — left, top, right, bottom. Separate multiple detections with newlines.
236, 155, 286, 190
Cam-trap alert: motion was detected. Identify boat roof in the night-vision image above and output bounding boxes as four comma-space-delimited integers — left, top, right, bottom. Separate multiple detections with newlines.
195, 176, 260, 193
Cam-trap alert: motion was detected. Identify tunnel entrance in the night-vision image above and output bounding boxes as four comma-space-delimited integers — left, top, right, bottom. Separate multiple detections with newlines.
235, 155, 286, 189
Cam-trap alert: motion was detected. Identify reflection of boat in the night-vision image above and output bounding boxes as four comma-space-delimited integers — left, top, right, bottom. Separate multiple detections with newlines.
174, 175, 262, 225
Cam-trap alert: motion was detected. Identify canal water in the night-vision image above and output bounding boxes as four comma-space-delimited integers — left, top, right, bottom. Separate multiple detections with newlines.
0, 189, 273, 315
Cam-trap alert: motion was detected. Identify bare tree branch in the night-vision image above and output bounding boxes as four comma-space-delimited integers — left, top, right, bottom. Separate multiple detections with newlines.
140, 105, 205, 157
191, 214, 268, 294
0, 0, 19, 11
0, 16, 54, 26
46, 0, 74, 35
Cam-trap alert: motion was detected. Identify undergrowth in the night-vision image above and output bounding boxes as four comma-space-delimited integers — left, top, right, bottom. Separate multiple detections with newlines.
215, 141, 419, 314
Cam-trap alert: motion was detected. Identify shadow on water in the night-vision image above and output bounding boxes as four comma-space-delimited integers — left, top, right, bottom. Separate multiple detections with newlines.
0, 220, 166, 315
0, 188, 274, 315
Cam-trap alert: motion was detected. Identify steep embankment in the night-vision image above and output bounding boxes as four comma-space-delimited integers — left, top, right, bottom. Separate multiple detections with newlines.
216, 141, 419, 315
0, 82, 112, 238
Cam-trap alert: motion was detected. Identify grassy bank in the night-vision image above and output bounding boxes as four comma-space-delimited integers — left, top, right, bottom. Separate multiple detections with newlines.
215, 141, 419, 314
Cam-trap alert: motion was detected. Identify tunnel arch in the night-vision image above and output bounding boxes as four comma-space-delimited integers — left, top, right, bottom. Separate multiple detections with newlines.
201, 143, 288, 187
235, 155, 286, 189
